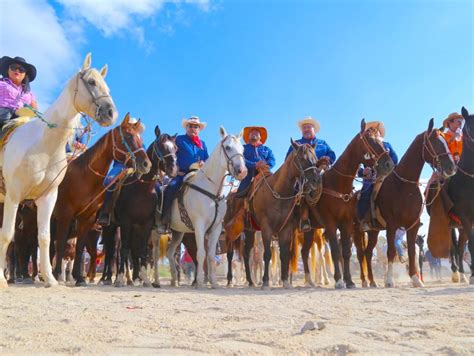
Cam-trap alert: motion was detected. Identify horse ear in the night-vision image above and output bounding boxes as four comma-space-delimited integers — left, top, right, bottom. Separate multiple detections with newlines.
155, 125, 161, 138
122, 112, 130, 126
290, 138, 300, 150
360, 118, 366, 133
461, 106, 469, 120
220, 126, 227, 138
82, 53, 92, 71
428, 118, 434, 132
99, 64, 108, 78
172, 133, 177, 141
237, 129, 243, 139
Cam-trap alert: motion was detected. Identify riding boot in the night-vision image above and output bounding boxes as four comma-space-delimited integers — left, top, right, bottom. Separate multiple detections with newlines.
155, 208, 171, 234
98, 191, 113, 226
299, 203, 311, 233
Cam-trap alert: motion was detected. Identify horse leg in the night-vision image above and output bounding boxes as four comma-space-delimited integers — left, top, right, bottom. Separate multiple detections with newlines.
87, 240, 97, 284
101, 226, 115, 285
226, 244, 234, 287
457, 229, 468, 283
261, 231, 272, 290
116, 222, 131, 287
407, 226, 424, 287
365, 231, 379, 287
450, 228, 461, 282
52, 216, 73, 283
385, 227, 397, 288
340, 226, 355, 289
353, 228, 368, 287
150, 230, 161, 288
35, 192, 58, 288
206, 226, 221, 289
467, 227, 474, 284
302, 230, 315, 287
243, 229, 255, 287
167, 230, 184, 287
279, 232, 293, 289
138, 222, 153, 287
326, 227, 344, 289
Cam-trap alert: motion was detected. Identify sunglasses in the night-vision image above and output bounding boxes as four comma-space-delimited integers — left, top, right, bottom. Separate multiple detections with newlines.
188, 124, 200, 129
9, 63, 26, 73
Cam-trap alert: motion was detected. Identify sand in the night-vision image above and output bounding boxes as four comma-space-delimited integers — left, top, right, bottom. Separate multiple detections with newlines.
1, 276, 473, 355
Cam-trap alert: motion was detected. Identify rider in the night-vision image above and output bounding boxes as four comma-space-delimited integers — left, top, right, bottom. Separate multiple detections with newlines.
97, 117, 143, 226
65, 115, 89, 160
442, 112, 464, 161
286, 117, 336, 231
0, 56, 38, 126
357, 121, 398, 232
237, 126, 275, 193
154, 116, 209, 233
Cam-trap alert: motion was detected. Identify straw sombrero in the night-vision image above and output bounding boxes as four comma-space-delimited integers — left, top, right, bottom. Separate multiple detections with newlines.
182, 116, 206, 130
243, 126, 267, 144
365, 121, 385, 138
442, 112, 464, 128
297, 117, 320, 133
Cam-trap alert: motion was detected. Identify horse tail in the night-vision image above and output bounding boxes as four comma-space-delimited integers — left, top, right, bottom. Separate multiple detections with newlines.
323, 237, 334, 274
310, 242, 317, 276
159, 234, 169, 260
290, 229, 299, 274
271, 241, 278, 278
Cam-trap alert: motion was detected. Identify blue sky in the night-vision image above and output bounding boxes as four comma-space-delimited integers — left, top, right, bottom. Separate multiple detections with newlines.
1, 0, 472, 177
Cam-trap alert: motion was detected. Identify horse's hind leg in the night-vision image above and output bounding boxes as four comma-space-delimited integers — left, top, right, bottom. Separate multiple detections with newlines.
261, 232, 272, 290
35, 192, 58, 288
450, 228, 461, 282
243, 229, 255, 287
457, 229, 469, 283
0, 200, 19, 287
301, 230, 315, 287
167, 230, 184, 287
467, 228, 474, 284
226, 244, 234, 287
150, 230, 161, 288
353, 228, 367, 287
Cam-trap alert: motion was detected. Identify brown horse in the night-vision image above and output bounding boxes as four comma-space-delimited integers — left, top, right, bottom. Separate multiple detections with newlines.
304, 119, 395, 289
104, 126, 178, 287
52, 113, 151, 286
353, 118, 456, 288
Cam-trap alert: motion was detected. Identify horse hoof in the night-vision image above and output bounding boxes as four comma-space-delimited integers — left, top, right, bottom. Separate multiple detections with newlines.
170, 281, 177, 287
346, 281, 356, 289
370, 281, 378, 288
132, 279, 141, 287
283, 281, 293, 289
470, 276, 474, 285
261, 284, 271, 291
103, 280, 112, 286
305, 281, 316, 288
362, 280, 369, 288
75, 280, 87, 287
385, 281, 395, 288
460, 274, 469, 284
0, 280, 9, 288
411, 275, 424, 288
195, 283, 205, 289
451, 271, 460, 283
335, 280, 345, 289
226, 281, 233, 288
152, 283, 161, 288
211, 283, 219, 289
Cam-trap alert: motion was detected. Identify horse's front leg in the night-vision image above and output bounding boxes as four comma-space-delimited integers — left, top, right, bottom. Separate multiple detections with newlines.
279, 228, 293, 289
260, 228, 272, 290
467, 227, 474, 284
150, 230, 161, 288
243, 229, 255, 287
226, 242, 234, 287
457, 229, 469, 283
407, 225, 424, 287
365, 230, 379, 287
450, 228, 461, 282
353, 227, 367, 287
385, 227, 397, 288
192, 224, 207, 288
325, 226, 344, 289
301, 229, 315, 287
34, 191, 59, 288
206, 226, 222, 289
167, 230, 184, 287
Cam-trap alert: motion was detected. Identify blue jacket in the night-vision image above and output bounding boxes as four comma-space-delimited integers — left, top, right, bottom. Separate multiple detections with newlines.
358, 141, 398, 187
285, 137, 336, 163
176, 134, 209, 174
238, 143, 276, 192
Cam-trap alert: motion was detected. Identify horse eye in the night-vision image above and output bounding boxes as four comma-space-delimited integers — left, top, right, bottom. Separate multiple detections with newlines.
88, 79, 96, 86
225, 146, 231, 151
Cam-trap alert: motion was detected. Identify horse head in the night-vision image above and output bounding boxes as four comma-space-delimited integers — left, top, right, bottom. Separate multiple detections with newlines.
289, 139, 322, 205
359, 119, 395, 178
148, 125, 178, 178
110, 113, 151, 176
424, 118, 456, 178
72, 53, 118, 127
461, 106, 474, 151
219, 127, 247, 180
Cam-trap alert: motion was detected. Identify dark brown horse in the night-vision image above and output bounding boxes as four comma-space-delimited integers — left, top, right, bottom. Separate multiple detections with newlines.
52, 113, 151, 286
446, 107, 474, 284
354, 119, 456, 288
102, 126, 178, 287
304, 120, 395, 289
228, 140, 322, 289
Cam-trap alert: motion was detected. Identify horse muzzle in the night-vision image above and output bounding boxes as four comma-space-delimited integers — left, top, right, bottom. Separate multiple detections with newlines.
96, 101, 118, 127
236, 166, 248, 181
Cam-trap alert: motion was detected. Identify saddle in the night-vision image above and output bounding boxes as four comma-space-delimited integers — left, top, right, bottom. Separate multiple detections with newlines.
0, 116, 32, 150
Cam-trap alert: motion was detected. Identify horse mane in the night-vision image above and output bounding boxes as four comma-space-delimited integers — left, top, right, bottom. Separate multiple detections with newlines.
71, 129, 111, 173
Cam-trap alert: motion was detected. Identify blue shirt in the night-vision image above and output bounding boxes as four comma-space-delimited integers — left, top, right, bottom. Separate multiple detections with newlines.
238, 143, 276, 191
176, 134, 209, 173
285, 137, 336, 163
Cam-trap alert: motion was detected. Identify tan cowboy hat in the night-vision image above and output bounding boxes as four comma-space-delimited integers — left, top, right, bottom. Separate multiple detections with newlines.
243, 126, 268, 144
182, 116, 206, 130
297, 116, 320, 133
443, 112, 464, 128
365, 121, 386, 138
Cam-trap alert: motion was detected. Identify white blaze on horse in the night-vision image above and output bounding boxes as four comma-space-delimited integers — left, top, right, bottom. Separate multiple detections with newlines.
163, 127, 247, 288
0, 53, 117, 288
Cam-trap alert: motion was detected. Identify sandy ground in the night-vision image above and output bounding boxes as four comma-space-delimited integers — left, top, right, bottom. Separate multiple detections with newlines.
1, 273, 473, 355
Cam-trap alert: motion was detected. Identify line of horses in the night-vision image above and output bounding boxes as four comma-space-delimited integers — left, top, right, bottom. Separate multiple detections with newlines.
0, 53, 472, 291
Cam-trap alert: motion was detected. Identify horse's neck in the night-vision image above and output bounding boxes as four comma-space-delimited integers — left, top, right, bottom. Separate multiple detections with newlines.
325, 134, 361, 190
268, 160, 298, 194
393, 133, 424, 182
198, 147, 227, 195
40, 79, 78, 151
459, 136, 474, 171
141, 148, 160, 189
77, 132, 113, 179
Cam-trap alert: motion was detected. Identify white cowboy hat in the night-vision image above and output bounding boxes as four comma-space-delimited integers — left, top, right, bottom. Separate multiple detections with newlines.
128, 117, 145, 133
297, 117, 320, 133
182, 116, 206, 130
365, 121, 385, 138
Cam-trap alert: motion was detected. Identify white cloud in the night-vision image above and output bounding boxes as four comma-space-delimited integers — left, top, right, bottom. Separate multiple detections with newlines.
0, 0, 77, 108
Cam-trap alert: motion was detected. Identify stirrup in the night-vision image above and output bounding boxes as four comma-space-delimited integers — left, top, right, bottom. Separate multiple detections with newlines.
300, 219, 312, 233
98, 212, 111, 227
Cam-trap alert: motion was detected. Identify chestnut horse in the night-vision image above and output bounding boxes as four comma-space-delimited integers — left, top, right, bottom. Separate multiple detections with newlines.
52, 113, 151, 286
103, 126, 178, 287
446, 107, 474, 284
305, 119, 395, 289
353, 119, 456, 288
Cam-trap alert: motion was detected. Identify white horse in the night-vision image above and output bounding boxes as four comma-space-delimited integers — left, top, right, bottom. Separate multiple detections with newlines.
0, 53, 117, 288
163, 127, 247, 288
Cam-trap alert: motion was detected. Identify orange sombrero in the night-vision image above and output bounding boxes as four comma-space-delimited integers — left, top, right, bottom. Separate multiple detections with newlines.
243, 126, 268, 144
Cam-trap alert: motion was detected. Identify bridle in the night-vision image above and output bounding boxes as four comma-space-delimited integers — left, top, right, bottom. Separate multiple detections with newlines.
359, 129, 390, 168
221, 135, 245, 179
111, 125, 146, 172
150, 136, 177, 180
73, 69, 111, 119
423, 130, 452, 174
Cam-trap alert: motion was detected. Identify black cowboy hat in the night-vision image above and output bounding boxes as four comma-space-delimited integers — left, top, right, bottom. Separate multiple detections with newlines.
0, 56, 37, 82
